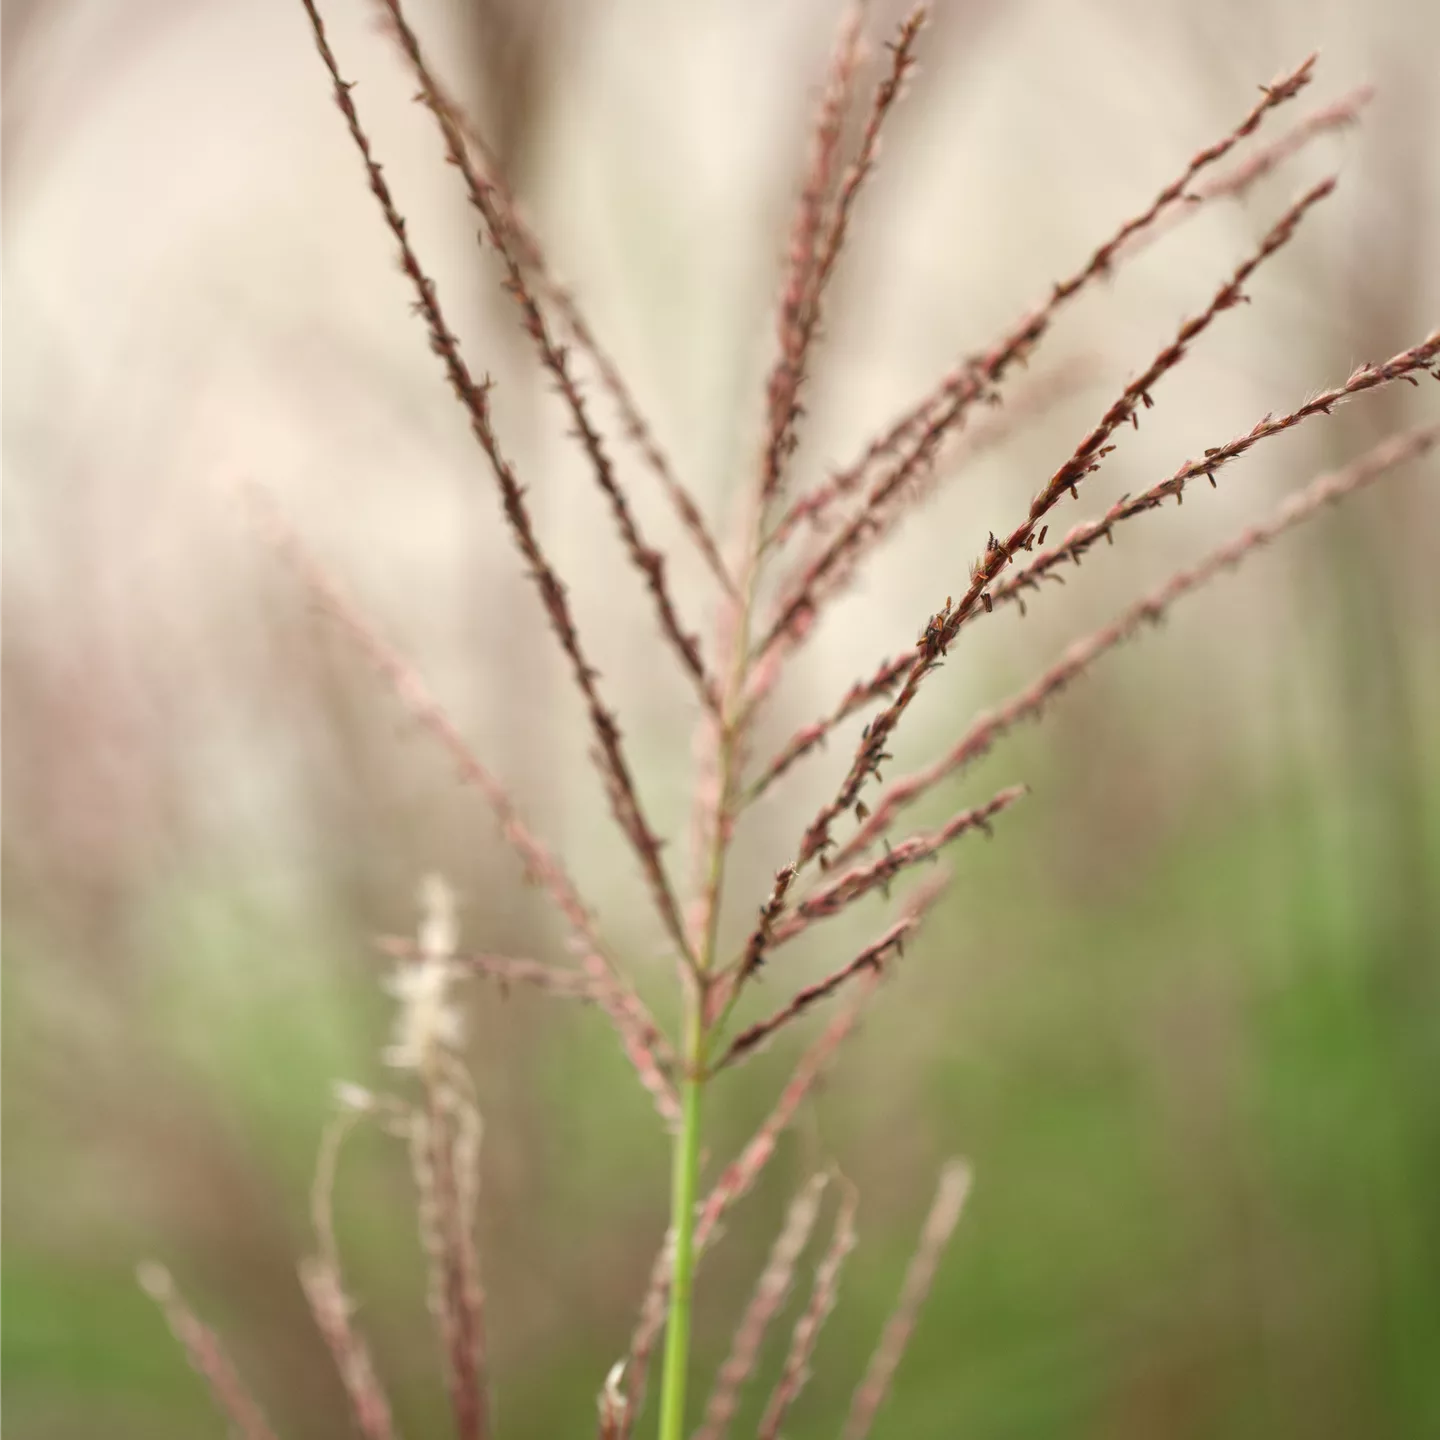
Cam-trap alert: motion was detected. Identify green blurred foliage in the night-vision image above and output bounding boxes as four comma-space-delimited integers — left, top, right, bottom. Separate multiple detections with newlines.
6, 742, 1438, 1438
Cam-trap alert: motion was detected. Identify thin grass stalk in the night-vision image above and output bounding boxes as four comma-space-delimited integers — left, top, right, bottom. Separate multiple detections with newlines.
299, 1101, 400, 1440
399, 880, 488, 1440
137, 1263, 281, 1440
378, 936, 607, 1002
625, 872, 948, 1437
656, 1005, 706, 1440
841, 1160, 973, 1440
717, 909, 929, 1072
756, 1181, 860, 1440
694, 1173, 831, 1440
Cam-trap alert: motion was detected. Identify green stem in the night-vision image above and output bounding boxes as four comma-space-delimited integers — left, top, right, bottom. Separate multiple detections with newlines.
656, 1006, 705, 1440
655, 487, 768, 1439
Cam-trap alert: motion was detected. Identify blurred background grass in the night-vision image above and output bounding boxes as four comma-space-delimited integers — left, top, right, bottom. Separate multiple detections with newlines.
4, 0, 1438, 1436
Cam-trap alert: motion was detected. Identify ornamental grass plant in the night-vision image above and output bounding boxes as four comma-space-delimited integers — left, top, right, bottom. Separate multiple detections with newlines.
137, 5, 1437, 1438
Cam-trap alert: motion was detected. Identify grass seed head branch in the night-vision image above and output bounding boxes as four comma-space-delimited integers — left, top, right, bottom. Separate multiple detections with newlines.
250, 487, 681, 1122
376, 0, 721, 713
300, 0, 697, 969
403, 882, 489, 1440
693, 1173, 831, 1440
756, 1180, 860, 1440
745, 652, 915, 805
717, 907, 931, 1072
410, 1080, 488, 1440
980, 328, 1440, 616
372, 2, 736, 598
300, 1105, 400, 1440
1170, 84, 1373, 209
807, 7, 927, 315
756, 3, 927, 540
837, 421, 1439, 866
137, 1265, 282, 1440
754, 330, 1437, 814
750, 363, 1092, 706
755, 175, 1335, 665
759, 2, 868, 510
841, 1160, 974, 1440
789, 177, 1335, 876
378, 935, 637, 1006
695, 873, 950, 1248
769, 53, 1320, 547
771, 783, 1024, 946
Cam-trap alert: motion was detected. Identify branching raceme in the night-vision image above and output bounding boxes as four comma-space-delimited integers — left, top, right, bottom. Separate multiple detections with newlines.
143, 8, 1437, 1440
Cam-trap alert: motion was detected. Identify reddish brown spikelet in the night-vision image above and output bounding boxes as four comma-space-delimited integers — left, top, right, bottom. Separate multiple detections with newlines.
376, 0, 720, 714
1182, 85, 1373, 207
837, 423, 1440, 865
757, 1181, 860, 1440
746, 652, 914, 804
248, 492, 681, 1124
759, 3, 927, 525
791, 178, 1335, 873
371, 5, 734, 599
693, 874, 950, 1252
770, 783, 1025, 950
754, 363, 1092, 700
760, 3, 867, 508
298, 0, 694, 967
841, 1160, 973, 1440
767, 327, 1438, 837
737, 863, 799, 983
757, 175, 1336, 663
810, 8, 927, 307
772, 53, 1320, 544
983, 328, 1440, 620
716, 909, 925, 1072
137, 1264, 281, 1440
694, 1173, 831, 1440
